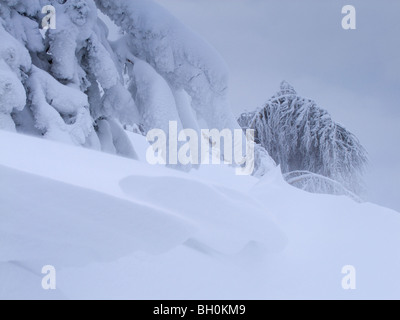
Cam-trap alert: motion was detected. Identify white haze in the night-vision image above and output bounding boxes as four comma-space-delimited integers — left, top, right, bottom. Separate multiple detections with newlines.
151, 0, 400, 212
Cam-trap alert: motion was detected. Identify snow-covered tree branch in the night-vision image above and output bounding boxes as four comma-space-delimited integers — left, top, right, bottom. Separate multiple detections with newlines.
239, 81, 368, 195
0, 0, 241, 162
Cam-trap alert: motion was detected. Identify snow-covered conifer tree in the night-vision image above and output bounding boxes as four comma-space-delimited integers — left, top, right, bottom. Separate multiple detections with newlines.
0, 0, 244, 164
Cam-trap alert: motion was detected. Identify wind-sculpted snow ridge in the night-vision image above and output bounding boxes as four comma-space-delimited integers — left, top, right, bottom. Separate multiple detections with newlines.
0, 131, 287, 257
0, 130, 399, 299
239, 81, 368, 195
0, 130, 286, 298
0, 166, 196, 263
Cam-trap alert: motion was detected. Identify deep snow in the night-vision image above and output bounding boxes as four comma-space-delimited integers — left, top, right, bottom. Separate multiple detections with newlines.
1, 131, 399, 299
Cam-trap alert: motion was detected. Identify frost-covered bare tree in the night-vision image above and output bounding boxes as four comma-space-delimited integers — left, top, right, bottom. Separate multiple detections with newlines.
0, 0, 241, 161
239, 81, 368, 194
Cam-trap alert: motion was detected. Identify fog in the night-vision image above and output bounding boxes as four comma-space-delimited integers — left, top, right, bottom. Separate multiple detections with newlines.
103, 0, 399, 211
151, 0, 400, 212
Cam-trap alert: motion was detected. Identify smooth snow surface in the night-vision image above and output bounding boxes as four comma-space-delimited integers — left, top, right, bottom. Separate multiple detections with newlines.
1, 131, 399, 299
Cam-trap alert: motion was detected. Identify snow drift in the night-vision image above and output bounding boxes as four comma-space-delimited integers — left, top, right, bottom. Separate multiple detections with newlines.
0, 131, 399, 299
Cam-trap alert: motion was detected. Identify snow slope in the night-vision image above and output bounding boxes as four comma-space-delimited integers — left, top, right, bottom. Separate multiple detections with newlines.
0, 131, 399, 299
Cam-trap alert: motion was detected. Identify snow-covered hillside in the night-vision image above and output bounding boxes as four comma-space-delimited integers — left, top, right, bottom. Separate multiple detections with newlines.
0, 0, 399, 301
1, 131, 399, 299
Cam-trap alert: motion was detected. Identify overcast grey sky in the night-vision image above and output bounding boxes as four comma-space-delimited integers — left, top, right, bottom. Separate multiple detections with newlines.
106, 0, 400, 211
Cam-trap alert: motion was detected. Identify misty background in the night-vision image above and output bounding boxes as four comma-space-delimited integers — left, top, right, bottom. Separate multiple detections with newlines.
105, 0, 400, 211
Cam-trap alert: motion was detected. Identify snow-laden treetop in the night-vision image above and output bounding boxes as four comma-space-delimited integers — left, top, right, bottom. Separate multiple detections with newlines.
0, 0, 238, 158
277, 80, 297, 96
239, 82, 368, 195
